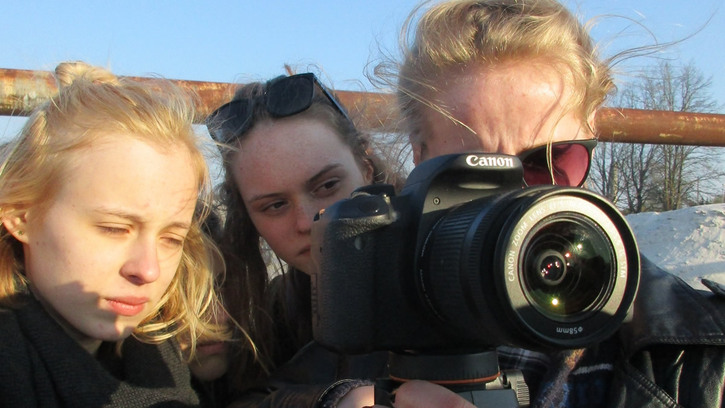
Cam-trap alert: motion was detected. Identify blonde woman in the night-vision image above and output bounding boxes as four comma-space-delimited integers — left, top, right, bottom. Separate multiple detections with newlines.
0, 61, 229, 407
380, 1, 725, 407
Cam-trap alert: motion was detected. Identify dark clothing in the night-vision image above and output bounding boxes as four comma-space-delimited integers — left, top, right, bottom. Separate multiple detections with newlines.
271, 269, 314, 366
192, 375, 235, 408
231, 257, 725, 408
505, 256, 725, 408
229, 269, 388, 408
608, 256, 725, 408
0, 296, 200, 408
229, 341, 387, 408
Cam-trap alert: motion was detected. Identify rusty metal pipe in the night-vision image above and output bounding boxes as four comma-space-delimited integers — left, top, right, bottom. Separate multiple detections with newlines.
2, 68, 724, 146
0, 68, 238, 123
595, 108, 725, 147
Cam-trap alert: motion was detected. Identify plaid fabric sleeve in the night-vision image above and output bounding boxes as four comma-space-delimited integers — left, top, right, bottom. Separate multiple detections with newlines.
497, 346, 552, 398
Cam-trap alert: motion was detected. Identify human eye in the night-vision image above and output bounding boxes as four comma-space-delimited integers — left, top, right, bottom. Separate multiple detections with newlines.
313, 178, 341, 197
259, 200, 289, 215
97, 224, 131, 236
161, 233, 186, 248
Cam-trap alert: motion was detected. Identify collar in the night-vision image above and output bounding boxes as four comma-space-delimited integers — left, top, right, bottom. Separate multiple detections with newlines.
619, 255, 725, 356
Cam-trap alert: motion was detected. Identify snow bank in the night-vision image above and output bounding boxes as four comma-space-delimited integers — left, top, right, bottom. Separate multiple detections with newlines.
625, 203, 725, 291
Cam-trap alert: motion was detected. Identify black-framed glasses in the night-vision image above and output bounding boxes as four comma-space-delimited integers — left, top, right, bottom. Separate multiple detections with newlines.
518, 139, 596, 187
206, 73, 351, 144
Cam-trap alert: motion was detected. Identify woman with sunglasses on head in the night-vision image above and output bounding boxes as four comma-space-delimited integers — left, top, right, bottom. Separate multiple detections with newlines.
0, 61, 231, 407
207, 73, 403, 408
373, 1, 725, 407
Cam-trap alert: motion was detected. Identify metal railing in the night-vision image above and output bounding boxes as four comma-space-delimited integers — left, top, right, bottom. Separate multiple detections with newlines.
2, 68, 724, 146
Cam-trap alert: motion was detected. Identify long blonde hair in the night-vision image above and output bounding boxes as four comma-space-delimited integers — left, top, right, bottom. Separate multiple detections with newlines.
0, 61, 228, 354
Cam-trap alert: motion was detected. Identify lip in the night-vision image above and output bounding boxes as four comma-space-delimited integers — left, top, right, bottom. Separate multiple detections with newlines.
197, 341, 227, 356
298, 245, 311, 256
105, 296, 149, 317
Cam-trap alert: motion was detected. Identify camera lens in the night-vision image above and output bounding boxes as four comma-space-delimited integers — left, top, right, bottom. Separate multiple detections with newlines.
533, 250, 567, 285
417, 186, 638, 350
522, 216, 614, 321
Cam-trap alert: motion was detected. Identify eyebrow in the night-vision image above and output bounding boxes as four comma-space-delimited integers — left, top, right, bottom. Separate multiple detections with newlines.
247, 163, 344, 204
94, 208, 192, 231
305, 163, 343, 190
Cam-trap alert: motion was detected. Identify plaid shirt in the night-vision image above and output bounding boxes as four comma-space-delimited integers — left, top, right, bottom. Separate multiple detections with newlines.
497, 340, 617, 408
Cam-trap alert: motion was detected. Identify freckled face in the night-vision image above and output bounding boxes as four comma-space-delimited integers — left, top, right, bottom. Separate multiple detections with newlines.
414, 60, 593, 164
232, 117, 371, 274
14, 135, 198, 343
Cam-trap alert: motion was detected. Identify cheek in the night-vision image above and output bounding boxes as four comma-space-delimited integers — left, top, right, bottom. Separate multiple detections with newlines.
156, 253, 185, 293
24, 225, 87, 281
348, 169, 370, 192
249, 216, 291, 254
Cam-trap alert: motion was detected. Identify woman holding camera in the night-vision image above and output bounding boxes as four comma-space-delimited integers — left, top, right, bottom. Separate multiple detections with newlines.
207, 72, 403, 407
378, 0, 725, 407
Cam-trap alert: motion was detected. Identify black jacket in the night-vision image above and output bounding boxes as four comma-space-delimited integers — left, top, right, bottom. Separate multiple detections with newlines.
607, 256, 725, 407
0, 296, 200, 407
229, 269, 388, 408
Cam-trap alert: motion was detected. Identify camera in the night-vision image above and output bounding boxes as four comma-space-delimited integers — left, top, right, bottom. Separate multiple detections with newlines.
310, 153, 640, 355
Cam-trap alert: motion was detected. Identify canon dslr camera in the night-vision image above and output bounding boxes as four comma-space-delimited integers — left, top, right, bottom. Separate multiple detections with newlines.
311, 153, 639, 354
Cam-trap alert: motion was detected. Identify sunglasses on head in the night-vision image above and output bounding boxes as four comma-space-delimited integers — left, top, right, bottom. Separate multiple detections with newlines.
206, 73, 351, 144
517, 139, 596, 187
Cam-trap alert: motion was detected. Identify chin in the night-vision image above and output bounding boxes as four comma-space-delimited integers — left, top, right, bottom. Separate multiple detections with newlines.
292, 260, 314, 275
190, 356, 229, 382
86, 322, 136, 343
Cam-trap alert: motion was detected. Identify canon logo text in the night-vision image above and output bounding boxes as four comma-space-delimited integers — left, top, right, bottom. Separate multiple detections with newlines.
465, 155, 515, 168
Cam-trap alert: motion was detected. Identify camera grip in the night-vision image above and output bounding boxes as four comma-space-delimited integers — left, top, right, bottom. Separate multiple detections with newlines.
312, 200, 396, 352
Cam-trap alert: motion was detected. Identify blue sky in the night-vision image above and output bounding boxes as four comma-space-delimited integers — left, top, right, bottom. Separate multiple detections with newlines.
2, 0, 724, 138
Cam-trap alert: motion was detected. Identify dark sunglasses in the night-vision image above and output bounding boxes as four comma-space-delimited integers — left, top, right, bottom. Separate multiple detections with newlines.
206, 73, 351, 144
518, 139, 596, 187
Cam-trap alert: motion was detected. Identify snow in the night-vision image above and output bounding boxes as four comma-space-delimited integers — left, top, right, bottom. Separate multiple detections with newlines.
625, 203, 725, 291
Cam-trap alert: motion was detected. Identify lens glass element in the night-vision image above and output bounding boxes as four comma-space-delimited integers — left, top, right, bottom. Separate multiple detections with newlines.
522, 215, 615, 321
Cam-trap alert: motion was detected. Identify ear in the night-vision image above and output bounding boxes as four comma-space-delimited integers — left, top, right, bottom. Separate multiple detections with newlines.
2, 210, 30, 244
361, 158, 375, 185
410, 133, 423, 166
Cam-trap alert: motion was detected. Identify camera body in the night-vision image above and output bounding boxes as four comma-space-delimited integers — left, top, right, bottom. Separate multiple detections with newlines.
311, 153, 639, 354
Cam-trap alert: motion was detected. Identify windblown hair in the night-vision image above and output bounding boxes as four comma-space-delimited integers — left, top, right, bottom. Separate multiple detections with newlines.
213, 75, 405, 387
0, 61, 229, 355
380, 0, 614, 142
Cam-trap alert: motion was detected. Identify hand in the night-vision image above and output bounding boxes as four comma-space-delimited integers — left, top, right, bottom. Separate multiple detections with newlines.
392, 380, 476, 408
337, 385, 375, 408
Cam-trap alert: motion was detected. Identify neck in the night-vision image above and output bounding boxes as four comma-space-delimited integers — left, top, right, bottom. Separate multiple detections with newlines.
62, 325, 104, 356
30, 288, 103, 355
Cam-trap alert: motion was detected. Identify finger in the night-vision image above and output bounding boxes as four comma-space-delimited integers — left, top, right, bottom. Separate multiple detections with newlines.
392, 380, 476, 408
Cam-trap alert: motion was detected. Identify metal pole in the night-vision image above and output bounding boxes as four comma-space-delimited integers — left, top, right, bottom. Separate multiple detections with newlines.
2, 68, 725, 146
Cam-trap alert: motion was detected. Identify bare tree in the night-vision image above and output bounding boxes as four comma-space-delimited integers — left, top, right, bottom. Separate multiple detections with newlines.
589, 141, 622, 202
591, 87, 658, 213
644, 61, 722, 210
590, 60, 724, 212
623, 143, 658, 213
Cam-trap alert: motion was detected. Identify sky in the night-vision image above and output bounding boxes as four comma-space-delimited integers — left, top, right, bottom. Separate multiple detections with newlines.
2, 0, 724, 140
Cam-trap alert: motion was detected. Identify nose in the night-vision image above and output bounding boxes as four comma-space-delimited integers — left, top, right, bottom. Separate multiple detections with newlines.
294, 201, 319, 234
120, 238, 161, 285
